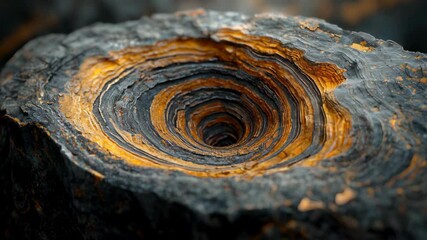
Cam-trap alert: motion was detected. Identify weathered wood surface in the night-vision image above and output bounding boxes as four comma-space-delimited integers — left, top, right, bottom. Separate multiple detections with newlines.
0, 10, 426, 239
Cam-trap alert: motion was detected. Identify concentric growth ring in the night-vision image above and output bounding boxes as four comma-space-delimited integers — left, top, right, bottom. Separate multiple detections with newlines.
60, 29, 352, 177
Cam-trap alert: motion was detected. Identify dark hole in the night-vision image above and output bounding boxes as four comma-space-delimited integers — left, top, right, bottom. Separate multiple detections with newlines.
203, 123, 239, 147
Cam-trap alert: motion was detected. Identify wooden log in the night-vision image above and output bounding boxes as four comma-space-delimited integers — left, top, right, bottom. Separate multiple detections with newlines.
1, 10, 426, 239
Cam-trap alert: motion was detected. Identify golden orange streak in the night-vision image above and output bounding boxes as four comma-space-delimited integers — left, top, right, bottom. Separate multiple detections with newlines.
59, 30, 352, 178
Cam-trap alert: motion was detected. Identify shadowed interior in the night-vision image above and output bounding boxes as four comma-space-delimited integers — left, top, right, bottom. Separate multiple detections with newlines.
199, 112, 244, 147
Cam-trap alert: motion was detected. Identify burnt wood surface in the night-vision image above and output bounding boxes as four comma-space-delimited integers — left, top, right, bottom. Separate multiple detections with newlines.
0, 10, 426, 239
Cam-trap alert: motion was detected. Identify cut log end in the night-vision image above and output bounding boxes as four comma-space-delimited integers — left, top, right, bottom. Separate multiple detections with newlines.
1, 10, 426, 239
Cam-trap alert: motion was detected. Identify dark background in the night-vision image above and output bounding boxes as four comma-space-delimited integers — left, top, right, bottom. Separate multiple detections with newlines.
1, 0, 426, 69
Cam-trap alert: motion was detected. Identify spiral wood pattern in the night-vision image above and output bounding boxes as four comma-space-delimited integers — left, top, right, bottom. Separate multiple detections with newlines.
59, 32, 351, 177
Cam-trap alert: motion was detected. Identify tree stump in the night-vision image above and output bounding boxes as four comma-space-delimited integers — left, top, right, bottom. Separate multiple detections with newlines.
1, 10, 426, 239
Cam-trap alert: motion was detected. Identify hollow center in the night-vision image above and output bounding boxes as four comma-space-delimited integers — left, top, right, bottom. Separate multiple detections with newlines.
199, 113, 245, 148
203, 123, 239, 147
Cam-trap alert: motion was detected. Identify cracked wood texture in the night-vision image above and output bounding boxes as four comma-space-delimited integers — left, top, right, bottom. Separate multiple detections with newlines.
1, 10, 426, 240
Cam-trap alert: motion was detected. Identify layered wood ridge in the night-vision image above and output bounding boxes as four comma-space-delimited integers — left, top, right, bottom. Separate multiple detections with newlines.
60, 31, 351, 177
